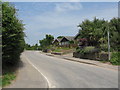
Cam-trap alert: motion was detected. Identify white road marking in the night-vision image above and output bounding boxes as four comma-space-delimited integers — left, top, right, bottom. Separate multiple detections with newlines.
23, 54, 56, 88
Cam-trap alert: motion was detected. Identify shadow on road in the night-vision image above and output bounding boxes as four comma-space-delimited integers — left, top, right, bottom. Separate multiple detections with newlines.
2, 58, 24, 75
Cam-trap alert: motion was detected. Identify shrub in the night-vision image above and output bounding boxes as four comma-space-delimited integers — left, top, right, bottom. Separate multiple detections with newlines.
110, 52, 120, 65
83, 46, 95, 53
76, 47, 82, 53
100, 44, 108, 52
76, 46, 99, 54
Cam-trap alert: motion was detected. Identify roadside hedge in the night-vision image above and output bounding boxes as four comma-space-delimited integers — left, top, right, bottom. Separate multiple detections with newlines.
2, 2, 25, 67
110, 52, 120, 65
76, 46, 99, 54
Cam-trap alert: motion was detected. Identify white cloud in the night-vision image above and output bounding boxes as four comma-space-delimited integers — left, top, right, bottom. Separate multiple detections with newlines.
55, 3, 82, 12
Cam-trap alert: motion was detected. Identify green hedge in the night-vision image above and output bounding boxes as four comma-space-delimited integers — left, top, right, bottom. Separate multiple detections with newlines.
110, 52, 120, 65
2, 2, 25, 67
76, 46, 99, 54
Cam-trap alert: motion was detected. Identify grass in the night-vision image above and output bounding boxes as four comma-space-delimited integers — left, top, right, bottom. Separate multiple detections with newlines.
100, 60, 109, 63
2, 63, 19, 87
52, 47, 75, 53
0, 76, 2, 87
2, 72, 16, 87
53, 49, 61, 52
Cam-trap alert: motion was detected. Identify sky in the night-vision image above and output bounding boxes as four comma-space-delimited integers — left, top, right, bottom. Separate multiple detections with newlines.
12, 2, 118, 45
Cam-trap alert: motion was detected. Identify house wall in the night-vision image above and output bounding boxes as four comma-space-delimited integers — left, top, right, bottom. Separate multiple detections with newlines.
59, 41, 69, 46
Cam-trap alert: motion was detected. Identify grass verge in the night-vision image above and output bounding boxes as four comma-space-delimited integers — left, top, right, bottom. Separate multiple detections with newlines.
100, 60, 109, 63
2, 62, 19, 87
2, 72, 16, 87
99, 52, 120, 65
52, 47, 75, 53
0, 76, 2, 87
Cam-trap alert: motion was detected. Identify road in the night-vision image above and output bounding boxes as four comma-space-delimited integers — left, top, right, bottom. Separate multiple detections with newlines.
21, 51, 118, 88
7, 51, 118, 88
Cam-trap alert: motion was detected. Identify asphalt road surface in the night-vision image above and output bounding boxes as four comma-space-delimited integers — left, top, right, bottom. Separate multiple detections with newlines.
20, 51, 118, 88
23, 51, 118, 88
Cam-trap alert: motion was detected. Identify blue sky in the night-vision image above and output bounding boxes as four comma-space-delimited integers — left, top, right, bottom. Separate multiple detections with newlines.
13, 2, 118, 45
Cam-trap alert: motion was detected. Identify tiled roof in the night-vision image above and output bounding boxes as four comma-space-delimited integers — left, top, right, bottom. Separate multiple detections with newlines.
53, 36, 74, 43
64, 36, 74, 41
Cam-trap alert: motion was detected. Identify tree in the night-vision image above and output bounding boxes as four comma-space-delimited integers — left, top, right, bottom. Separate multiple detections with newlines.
2, 2, 25, 67
77, 17, 120, 52
109, 18, 120, 51
46, 34, 54, 46
77, 17, 106, 47
39, 34, 54, 50
25, 44, 31, 50
57, 36, 64, 39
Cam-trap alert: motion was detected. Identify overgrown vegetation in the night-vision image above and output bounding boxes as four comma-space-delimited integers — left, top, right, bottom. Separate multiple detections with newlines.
25, 43, 41, 50
2, 72, 16, 87
2, 2, 25, 67
76, 17, 120, 65
0, 77, 2, 87
39, 34, 54, 50
110, 52, 120, 65
77, 17, 120, 51
53, 47, 75, 52
76, 46, 97, 54
2, 2, 25, 87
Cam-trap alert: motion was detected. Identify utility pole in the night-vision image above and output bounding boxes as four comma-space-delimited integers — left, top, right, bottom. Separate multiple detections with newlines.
107, 28, 111, 60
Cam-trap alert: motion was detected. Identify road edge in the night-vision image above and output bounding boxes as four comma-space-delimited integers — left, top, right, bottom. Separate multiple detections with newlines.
23, 54, 50, 88
45, 53, 118, 71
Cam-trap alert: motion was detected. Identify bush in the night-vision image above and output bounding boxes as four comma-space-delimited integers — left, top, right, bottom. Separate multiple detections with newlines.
76, 46, 99, 54
83, 46, 95, 53
100, 44, 108, 52
110, 52, 120, 65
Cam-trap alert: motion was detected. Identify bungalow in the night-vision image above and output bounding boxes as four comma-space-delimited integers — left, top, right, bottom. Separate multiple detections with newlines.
53, 36, 74, 46
60, 36, 74, 45
52, 38, 63, 46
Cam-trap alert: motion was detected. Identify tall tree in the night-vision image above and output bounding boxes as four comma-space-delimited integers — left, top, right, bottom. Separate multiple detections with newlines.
78, 17, 106, 46
109, 18, 120, 51
2, 2, 25, 67
46, 34, 54, 46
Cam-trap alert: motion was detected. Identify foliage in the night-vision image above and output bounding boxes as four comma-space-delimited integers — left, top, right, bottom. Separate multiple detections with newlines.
69, 40, 74, 44
2, 2, 25, 67
110, 52, 120, 65
76, 46, 99, 54
57, 36, 64, 39
100, 44, 108, 52
77, 17, 120, 52
52, 49, 61, 52
84, 46, 95, 53
109, 18, 120, 51
52, 46, 75, 54
78, 38, 87, 46
25, 44, 31, 50
77, 17, 106, 46
0, 77, 1, 87
25, 43, 40, 50
39, 34, 54, 50
2, 72, 16, 87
